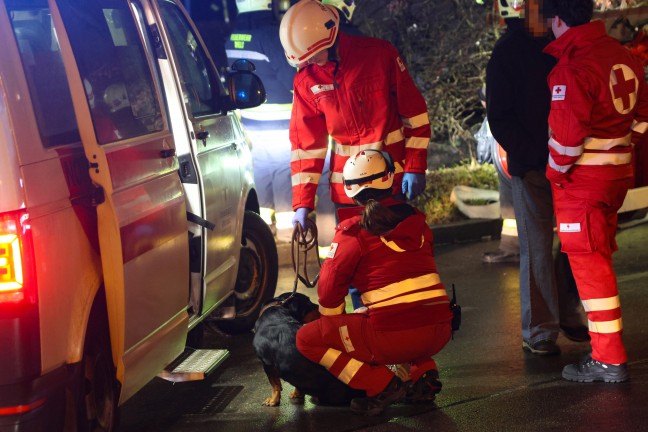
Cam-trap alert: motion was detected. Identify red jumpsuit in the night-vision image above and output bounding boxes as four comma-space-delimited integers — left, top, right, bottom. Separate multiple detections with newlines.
289, 32, 430, 210
296, 203, 452, 396
544, 21, 648, 364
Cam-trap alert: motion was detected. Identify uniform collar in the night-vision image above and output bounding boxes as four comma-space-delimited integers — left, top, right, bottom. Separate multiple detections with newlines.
336, 196, 405, 222
544, 20, 607, 59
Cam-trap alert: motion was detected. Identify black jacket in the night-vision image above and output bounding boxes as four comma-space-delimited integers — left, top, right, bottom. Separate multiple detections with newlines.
486, 19, 556, 177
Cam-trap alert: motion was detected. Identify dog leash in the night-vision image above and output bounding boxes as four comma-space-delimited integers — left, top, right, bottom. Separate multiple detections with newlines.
290, 219, 322, 293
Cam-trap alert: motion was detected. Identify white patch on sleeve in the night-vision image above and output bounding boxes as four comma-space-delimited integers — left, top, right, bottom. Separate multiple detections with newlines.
327, 242, 339, 258
559, 222, 581, 233
339, 325, 355, 353
552, 85, 566, 101
311, 84, 335, 95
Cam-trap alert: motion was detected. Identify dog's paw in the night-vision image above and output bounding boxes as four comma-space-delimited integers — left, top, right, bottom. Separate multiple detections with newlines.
262, 396, 280, 407
289, 389, 305, 404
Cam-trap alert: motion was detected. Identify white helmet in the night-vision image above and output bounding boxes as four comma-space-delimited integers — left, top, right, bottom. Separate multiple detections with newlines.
499, 0, 525, 19
279, 0, 340, 67
236, 0, 271, 14
342, 150, 395, 198
322, 0, 355, 22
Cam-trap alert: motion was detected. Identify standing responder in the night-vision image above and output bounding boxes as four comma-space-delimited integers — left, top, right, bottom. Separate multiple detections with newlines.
544, 0, 648, 382
279, 0, 430, 308
296, 150, 452, 416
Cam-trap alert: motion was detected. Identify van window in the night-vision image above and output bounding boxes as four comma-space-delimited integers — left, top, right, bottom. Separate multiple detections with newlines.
8, 2, 80, 148
157, 0, 223, 117
57, 0, 163, 143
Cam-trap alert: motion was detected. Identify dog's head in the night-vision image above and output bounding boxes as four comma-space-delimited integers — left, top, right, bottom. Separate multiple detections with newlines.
272, 292, 320, 323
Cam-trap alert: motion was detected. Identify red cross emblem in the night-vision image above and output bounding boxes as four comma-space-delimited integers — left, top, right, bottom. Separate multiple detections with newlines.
611, 65, 637, 113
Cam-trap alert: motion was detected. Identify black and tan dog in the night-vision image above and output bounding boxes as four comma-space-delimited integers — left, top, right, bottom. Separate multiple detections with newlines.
252, 292, 364, 406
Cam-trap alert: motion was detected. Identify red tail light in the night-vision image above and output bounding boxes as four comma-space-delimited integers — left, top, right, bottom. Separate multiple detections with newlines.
0, 210, 36, 305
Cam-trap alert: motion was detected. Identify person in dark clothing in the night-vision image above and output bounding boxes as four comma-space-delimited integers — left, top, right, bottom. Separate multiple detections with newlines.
486, 0, 588, 356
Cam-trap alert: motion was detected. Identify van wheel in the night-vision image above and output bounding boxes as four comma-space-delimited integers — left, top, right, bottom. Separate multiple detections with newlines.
77, 319, 118, 431
216, 211, 278, 334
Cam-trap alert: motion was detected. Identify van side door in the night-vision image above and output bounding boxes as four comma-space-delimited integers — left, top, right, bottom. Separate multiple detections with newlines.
50, 0, 190, 402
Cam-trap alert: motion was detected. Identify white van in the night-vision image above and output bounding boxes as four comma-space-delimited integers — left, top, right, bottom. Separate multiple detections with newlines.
0, 0, 277, 430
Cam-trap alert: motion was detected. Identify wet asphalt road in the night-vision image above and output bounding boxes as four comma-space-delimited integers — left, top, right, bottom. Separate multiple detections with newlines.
118, 219, 648, 432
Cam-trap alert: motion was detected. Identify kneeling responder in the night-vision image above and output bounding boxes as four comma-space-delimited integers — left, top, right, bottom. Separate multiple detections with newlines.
296, 150, 453, 416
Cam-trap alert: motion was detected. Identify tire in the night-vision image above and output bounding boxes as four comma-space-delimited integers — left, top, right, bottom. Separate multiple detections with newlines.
70, 300, 119, 432
216, 210, 278, 334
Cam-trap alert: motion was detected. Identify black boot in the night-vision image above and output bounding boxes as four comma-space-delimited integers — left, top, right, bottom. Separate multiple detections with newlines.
350, 376, 408, 416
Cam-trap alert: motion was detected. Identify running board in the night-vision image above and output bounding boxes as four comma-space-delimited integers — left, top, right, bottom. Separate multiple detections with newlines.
158, 348, 229, 383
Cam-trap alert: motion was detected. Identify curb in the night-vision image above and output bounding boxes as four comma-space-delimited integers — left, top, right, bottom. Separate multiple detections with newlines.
276, 218, 503, 267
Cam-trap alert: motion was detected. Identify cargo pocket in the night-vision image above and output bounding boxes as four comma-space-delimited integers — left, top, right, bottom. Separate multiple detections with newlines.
555, 205, 593, 254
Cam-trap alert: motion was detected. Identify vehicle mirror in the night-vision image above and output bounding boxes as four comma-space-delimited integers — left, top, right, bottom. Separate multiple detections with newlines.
224, 71, 267, 111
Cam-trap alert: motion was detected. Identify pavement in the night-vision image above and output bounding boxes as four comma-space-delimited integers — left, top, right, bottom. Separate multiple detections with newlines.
119, 216, 648, 432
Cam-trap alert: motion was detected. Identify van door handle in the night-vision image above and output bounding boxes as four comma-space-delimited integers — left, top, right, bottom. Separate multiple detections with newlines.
160, 148, 176, 158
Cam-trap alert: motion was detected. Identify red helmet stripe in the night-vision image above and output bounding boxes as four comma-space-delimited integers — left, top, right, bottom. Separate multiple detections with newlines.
299, 28, 338, 62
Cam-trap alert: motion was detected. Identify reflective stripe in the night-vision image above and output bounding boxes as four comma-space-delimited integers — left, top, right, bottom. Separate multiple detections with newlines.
318, 301, 346, 316
401, 112, 429, 129
338, 358, 363, 384
291, 147, 329, 162
361, 273, 442, 305
581, 296, 620, 312
583, 133, 631, 150
334, 142, 380, 157
548, 154, 572, 173
225, 49, 270, 63
380, 235, 424, 252
405, 136, 429, 149
588, 318, 623, 333
384, 128, 405, 145
320, 348, 342, 369
575, 152, 631, 166
291, 172, 321, 186
549, 137, 583, 156
632, 120, 648, 134
368, 289, 449, 309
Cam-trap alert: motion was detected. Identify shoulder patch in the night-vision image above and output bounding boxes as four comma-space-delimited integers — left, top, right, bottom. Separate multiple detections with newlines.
552, 85, 566, 101
327, 242, 339, 258
311, 84, 335, 95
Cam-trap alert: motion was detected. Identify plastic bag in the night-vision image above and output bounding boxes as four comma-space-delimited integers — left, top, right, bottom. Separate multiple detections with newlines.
474, 117, 495, 165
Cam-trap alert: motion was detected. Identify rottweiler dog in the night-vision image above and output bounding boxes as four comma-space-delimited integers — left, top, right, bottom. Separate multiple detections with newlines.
252, 292, 364, 406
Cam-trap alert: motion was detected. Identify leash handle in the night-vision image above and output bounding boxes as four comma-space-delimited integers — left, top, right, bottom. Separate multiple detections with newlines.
291, 219, 321, 289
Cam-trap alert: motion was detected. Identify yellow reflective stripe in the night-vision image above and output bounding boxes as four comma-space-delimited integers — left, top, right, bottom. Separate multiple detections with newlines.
581, 296, 621, 312
379, 235, 424, 252
501, 224, 518, 237
334, 142, 380, 157
319, 301, 346, 316
632, 120, 648, 134
402, 112, 429, 129
320, 348, 342, 369
361, 273, 442, 305
291, 147, 329, 162
548, 154, 572, 173
583, 133, 631, 150
588, 318, 623, 333
368, 289, 449, 309
338, 358, 363, 384
384, 128, 404, 145
405, 136, 429, 149
549, 137, 584, 156
575, 152, 631, 166
291, 172, 321, 186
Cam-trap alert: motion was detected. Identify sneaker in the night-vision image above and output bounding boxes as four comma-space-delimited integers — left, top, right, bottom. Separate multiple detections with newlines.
405, 369, 442, 404
522, 339, 560, 356
350, 376, 408, 416
481, 249, 520, 264
560, 325, 590, 342
562, 357, 629, 383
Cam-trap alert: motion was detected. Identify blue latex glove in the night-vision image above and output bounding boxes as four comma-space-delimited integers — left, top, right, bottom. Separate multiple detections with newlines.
292, 207, 311, 229
402, 172, 426, 200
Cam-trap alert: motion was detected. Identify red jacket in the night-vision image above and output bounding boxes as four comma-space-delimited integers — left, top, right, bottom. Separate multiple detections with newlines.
317, 203, 452, 331
289, 33, 430, 209
543, 20, 648, 184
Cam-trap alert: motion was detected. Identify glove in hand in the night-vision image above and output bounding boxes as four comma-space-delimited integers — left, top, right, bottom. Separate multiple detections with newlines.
402, 172, 426, 200
292, 207, 310, 228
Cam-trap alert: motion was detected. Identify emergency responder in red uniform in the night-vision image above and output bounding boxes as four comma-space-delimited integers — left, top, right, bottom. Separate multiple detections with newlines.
296, 150, 453, 416
544, 0, 648, 382
278, 0, 430, 230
